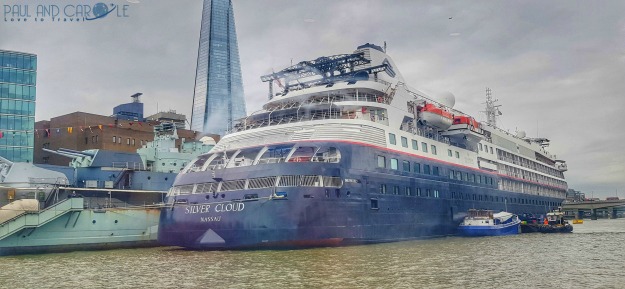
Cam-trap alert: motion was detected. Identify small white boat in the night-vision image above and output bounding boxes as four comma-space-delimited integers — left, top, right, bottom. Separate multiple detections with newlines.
459, 209, 521, 237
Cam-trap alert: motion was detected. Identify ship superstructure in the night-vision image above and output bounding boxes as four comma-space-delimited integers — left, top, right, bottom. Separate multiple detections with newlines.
158, 44, 568, 249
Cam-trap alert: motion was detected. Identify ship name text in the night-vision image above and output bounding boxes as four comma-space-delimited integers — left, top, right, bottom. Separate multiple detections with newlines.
185, 203, 245, 215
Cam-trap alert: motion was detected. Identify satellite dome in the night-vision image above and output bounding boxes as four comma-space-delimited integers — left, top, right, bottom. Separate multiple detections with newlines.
199, 136, 217, 146
516, 131, 526, 139
438, 91, 456, 108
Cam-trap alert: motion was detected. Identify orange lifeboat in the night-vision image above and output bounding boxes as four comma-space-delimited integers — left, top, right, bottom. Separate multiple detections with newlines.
453, 116, 480, 131
419, 103, 454, 130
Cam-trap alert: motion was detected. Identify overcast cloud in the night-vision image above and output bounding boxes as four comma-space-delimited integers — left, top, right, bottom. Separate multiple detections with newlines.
1, 0, 624, 197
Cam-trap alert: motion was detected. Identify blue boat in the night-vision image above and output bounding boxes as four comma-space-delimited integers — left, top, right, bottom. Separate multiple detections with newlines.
459, 209, 521, 236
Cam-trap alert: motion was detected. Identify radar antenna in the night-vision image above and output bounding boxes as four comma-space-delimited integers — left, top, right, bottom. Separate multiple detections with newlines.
481, 87, 502, 127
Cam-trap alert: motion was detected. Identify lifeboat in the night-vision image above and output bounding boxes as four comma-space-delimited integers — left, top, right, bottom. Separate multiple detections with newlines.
419, 103, 453, 130
453, 116, 480, 132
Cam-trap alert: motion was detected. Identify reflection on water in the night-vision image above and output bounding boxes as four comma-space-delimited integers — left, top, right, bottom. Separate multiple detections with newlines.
1, 219, 624, 288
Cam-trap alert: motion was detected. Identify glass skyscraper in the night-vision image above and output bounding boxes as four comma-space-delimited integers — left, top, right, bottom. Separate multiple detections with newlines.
0, 50, 36, 163
191, 0, 247, 136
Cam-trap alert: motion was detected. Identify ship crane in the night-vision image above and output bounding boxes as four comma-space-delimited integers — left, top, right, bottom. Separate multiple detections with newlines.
260, 52, 391, 98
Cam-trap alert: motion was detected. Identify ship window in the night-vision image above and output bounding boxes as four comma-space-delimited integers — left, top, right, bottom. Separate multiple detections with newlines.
377, 155, 386, 168
196, 183, 216, 194
323, 176, 343, 188
186, 154, 210, 173
176, 185, 195, 195
244, 194, 259, 200
248, 176, 277, 189
490, 147, 494, 154
449, 170, 454, 179
258, 146, 293, 164
393, 185, 400, 195
433, 166, 439, 176
484, 145, 488, 152
220, 180, 246, 191
132, 138, 135, 146
237, 147, 263, 167
370, 199, 379, 210
278, 175, 301, 187
288, 146, 318, 163
455, 151, 460, 158
463, 173, 469, 181
390, 158, 398, 170
314, 147, 341, 163
127, 138, 130, 145
421, 142, 428, 153
379, 184, 387, 194
479, 143, 483, 151
301, 175, 321, 187
113, 136, 116, 143
434, 190, 440, 198
423, 165, 431, 175
118, 137, 121, 143
389, 133, 396, 145
448, 149, 453, 157
416, 188, 422, 197
478, 175, 482, 184
402, 160, 410, 172
401, 136, 408, 148
455, 171, 461, 180
425, 189, 431, 197
469, 174, 475, 182
414, 163, 421, 173
412, 140, 418, 150
431, 145, 437, 155
405, 187, 412, 196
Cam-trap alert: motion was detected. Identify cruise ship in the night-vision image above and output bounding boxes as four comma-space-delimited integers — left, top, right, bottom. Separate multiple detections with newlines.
158, 44, 568, 249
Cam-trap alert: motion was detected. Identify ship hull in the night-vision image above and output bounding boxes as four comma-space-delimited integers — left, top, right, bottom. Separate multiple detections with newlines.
0, 207, 161, 256
458, 221, 521, 237
158, 141, 564, 249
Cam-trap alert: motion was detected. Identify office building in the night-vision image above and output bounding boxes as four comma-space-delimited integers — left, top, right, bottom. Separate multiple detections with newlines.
0, 50, 36, 162
190, 0, 247, 135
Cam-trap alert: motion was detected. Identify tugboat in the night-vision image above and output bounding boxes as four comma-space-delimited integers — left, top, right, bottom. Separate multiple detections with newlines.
458, 209, 521, 237
520, 210, 573, 233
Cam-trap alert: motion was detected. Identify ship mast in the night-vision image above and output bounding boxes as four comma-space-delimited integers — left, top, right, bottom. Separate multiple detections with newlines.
482, 87, 501, 128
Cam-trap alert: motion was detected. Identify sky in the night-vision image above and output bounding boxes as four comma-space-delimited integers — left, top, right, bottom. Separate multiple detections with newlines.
1, 0, 624, 197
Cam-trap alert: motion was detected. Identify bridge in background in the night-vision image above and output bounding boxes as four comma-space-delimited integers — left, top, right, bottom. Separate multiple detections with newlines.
562, 200, 625, 220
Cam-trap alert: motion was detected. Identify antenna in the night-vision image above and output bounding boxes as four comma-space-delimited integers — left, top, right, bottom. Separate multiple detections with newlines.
481, 87, 502, 127
131, 92, 143, 103
384, 41, 387, 53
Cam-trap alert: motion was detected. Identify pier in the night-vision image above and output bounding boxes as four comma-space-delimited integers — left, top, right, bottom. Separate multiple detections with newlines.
562, 200, 625, 220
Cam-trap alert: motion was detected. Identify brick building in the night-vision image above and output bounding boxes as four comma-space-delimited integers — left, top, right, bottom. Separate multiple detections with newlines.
34, 112, 207, 166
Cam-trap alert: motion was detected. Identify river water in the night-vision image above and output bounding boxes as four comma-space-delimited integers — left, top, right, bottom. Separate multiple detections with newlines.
1, 219, 624, 288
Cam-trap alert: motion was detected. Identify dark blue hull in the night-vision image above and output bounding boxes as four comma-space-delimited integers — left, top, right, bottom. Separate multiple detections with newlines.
158, 141, 565, 249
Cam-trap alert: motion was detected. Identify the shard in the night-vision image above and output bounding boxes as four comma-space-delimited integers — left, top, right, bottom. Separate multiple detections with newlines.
190, 0, 247, 135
